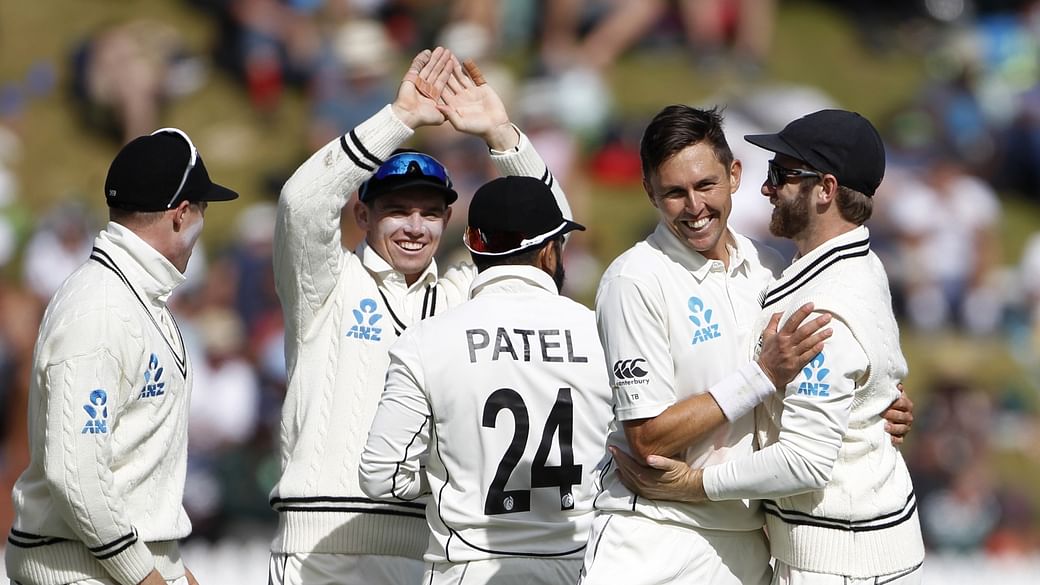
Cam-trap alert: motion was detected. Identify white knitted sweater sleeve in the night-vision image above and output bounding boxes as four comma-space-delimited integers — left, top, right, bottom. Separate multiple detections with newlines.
274, 105, 413, 331
42, 346, 154, 585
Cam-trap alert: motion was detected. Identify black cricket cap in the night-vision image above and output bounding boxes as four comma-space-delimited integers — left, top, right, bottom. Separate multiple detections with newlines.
359, 151, 458, 204
464, 176, 585, 257
745, 109, 886, 196
105, 128, 239, 212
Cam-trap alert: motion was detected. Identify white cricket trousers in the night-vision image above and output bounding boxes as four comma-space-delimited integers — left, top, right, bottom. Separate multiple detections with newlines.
424, 558, 583, 585
576, 513, 771, 585
772, 560, 923, 585
268, 552, 423, 585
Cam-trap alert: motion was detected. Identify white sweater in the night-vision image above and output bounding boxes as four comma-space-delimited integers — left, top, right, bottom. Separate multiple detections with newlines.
7, 222, 193, 585
704, 227, 924, 578
270, 105, 571, 558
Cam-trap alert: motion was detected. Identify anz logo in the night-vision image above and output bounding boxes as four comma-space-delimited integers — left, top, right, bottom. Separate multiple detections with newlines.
138, 353, 166, 399
688, 296, 721, 345
82, 389, 109, 434
797, 352, 830, 396
347, 298, 383, 342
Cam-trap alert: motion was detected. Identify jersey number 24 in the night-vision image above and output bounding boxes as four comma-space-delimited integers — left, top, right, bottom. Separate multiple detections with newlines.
482, 387, 582, 516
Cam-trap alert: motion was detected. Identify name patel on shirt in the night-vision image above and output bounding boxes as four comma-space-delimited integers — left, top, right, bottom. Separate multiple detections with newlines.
466, 328, 590, 364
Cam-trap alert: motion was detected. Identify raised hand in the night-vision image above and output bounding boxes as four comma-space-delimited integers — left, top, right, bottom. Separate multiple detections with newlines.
757, 303, 833, 390
437, 59, 517, 150
392, 47, 455, 130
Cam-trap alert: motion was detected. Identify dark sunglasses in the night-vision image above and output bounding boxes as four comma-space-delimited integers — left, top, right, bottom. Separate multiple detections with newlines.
463, 222, 568, 256
767, 160, 822, 186
359, 152, 452, 199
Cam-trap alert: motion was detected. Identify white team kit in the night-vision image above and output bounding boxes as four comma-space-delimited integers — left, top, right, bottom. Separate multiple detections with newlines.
360, 265, 614, 585
579, 224, 784, 585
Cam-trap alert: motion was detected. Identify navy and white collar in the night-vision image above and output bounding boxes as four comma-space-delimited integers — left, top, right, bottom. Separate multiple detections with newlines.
470, 265, 557, 299
90, 221, 189, 377
761, 226, 871, 309
92, 222, 186, 305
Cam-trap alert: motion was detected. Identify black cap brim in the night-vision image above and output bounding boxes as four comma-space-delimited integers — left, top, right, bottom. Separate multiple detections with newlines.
561, 219, 586, 234
202, 182, 239, 202
744, 132, 806, 162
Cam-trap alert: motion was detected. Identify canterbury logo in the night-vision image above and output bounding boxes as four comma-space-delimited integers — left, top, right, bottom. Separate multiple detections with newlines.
613, 358, 648, 379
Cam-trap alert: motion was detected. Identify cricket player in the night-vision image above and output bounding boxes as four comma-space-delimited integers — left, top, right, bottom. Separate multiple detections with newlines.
360, 176, 612, 585
268, 48, 575, 585
577, 105, 912, 585
616, 110, 926, 585
6, 128, 238, 585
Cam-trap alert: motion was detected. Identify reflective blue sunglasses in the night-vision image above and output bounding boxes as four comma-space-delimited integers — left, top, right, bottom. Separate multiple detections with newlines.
359, 152, 453, 201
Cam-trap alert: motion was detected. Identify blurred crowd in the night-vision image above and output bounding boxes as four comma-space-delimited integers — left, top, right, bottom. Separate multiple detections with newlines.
1, 0, 1040, 556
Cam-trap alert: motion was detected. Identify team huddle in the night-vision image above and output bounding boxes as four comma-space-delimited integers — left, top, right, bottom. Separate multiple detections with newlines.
6, 47, 923, 585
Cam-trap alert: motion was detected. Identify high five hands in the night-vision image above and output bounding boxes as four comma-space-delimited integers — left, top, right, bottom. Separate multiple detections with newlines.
392, 47, 518, 151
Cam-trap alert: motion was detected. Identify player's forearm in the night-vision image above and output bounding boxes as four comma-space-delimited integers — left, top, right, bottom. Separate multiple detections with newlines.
623, 392, 726, 460
703, 438, 835, 501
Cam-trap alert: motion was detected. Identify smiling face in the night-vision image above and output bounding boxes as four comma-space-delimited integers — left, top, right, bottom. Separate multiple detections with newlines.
644, 142, 741, 262
355, 189, 452, 284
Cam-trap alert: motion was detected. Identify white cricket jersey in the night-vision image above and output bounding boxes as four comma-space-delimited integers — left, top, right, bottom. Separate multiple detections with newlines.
593, 224, 783, 531
360, 265, 613, 563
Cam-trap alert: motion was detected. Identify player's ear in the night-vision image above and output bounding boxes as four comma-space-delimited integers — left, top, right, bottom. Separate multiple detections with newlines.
354, 199, 371, 229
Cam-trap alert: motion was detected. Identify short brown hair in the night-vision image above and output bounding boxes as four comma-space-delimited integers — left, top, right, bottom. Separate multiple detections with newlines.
835, 185, 873, 224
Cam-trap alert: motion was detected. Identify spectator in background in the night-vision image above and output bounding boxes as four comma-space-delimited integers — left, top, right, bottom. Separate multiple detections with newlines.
21, 201, 96, 302
184, 306, 261, 541
887, 155, 1004, 335
70, 20, 206, 143
0, 286, 42, 537
308, 19, 399, 151
538, 0, 776, 76
1020, 232, 1040, 345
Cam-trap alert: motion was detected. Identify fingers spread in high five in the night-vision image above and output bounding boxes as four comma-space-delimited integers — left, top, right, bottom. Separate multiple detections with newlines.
414, 47, 456, 100
437, 59, 516, 149
393, 47, 455, 129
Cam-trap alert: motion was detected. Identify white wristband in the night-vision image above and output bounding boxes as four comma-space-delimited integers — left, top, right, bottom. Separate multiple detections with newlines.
707, 361, 775, 421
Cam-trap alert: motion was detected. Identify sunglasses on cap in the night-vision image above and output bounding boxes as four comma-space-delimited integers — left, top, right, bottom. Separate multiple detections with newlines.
767, 160, 822, 187
359, 152, 453, 200
152, 127, 200, 209
463, 221, 571, 257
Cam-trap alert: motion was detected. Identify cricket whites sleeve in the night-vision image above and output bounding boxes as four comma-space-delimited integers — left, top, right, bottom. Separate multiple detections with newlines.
274, 105, 413, 328
596, 276, 677, 421
703, 318, 867, 500
42, 349, 153, 585
360, 331, 432, 502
